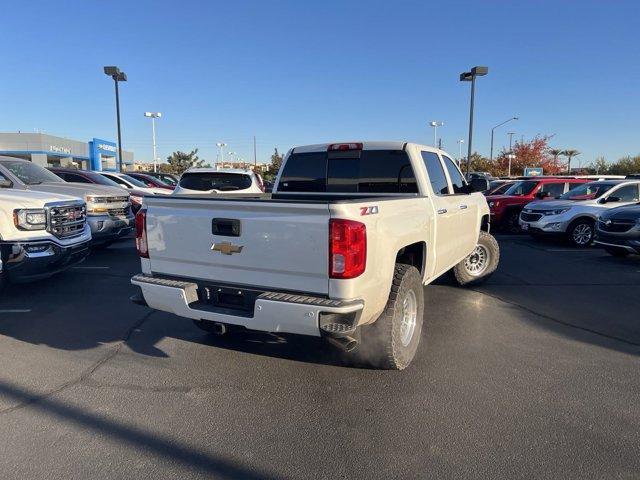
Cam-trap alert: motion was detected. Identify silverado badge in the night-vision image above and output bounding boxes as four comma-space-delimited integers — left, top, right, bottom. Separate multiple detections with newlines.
211, 242, 244, 255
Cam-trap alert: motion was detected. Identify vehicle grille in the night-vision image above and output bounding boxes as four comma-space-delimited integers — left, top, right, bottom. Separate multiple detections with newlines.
48, 204, 86, 239
108, 206, 131, 218
598, 219, 635, 233
521, 212, 543, 222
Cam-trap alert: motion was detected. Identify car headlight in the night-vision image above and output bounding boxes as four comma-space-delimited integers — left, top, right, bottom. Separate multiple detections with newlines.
489, 201, 498, 208
13, 208, 47, 230
544, 208, 570, 216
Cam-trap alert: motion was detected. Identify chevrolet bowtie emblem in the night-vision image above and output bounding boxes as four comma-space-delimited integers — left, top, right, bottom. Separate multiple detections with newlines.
211, 242, 244, 255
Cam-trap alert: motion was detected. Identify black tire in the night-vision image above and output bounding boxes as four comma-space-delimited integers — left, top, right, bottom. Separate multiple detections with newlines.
504, 210, 521, 234
605, 247, 630, 258
356, 264, 424, 370
566, 219, 594, 248
452, 231, 500, 286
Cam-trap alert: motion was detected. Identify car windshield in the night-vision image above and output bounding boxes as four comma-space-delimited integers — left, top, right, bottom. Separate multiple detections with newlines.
504, 180, 537, 196
1, 160, 64, 185
179, 172, 252, 191
119, 174, 148, 188
559, 182, 614, 200
84, 172, 122, 187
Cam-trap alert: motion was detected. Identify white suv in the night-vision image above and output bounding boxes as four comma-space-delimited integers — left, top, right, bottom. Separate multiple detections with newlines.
519, 179, 640, 247
172, 168, 264, 195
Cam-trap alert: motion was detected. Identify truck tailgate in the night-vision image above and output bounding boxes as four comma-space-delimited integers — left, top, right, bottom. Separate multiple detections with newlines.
145, 197, 330, 295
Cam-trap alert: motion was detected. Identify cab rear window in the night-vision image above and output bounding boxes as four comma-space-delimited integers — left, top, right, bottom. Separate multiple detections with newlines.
179, 172, 252, 191
278, 150, 417, 193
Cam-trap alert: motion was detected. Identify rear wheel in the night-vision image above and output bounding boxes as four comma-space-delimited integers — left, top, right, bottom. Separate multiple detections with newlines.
504, 210, 521, 234
356, 264, 424, 370
567, 219, 594, 248
452, 231, 500, 286
605, 247, 630, 258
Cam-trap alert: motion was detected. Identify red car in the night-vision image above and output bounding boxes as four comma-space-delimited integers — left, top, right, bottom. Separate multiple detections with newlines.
486, 177, 590, 232
127, 172, 174, 190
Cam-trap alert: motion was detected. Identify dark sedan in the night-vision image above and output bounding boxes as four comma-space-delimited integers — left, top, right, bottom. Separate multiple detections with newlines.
595, 204, 640, 256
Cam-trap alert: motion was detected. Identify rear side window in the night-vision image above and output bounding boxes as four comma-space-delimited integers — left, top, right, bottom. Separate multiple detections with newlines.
64, 173, 91, 183
441, 156, 466, 193
539, 182, 565, 197
611, 184, 640, 202
179, 172, 252, 192
278, 150, 417, 193
421, 152, 449, 195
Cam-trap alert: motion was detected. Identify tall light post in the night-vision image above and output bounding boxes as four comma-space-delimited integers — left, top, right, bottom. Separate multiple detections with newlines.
457, 139, 464, 163
216, 142, 227, 167
490, 116, 518, 161
507, 132, 516, 177
144, 112, 162, 172
429, 121, 444, 147
460, 66, 488, 176
103, 66, 127, 172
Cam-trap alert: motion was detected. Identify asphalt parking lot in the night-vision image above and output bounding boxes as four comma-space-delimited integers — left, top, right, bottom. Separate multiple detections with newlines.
1, 235, 639, 479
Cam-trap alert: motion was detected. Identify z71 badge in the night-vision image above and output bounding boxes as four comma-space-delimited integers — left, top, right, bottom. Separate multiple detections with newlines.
360, 206, 379, 216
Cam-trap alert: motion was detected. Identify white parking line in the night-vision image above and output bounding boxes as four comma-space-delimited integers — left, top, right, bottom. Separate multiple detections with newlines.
0, 309, 31, 313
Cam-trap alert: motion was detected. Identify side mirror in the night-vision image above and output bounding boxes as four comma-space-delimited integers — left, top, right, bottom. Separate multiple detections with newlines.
469, 177, 490, 193
0, 178, 13, 188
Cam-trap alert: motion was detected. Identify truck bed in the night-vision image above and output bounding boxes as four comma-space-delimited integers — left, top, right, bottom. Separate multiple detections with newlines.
162, 192, 420, 203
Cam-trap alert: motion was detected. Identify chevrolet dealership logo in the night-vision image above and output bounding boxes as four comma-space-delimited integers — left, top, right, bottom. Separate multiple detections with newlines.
211, 242, 244, 255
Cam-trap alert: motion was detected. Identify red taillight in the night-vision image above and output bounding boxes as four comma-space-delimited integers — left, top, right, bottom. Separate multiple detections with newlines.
135, 208, 149, 258
329, 219, 366, 279
327, 142, 363, 151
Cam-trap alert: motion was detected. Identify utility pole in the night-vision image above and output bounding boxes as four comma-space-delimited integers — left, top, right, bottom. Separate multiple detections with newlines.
460, 66, 488, 177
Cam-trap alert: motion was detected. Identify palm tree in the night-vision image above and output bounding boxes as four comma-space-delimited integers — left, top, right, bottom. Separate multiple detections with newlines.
548, 148, 563, 172
561, 149, 580, 174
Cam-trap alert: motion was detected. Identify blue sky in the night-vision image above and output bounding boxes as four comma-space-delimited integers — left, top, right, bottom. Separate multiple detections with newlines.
1, 0, 639, 166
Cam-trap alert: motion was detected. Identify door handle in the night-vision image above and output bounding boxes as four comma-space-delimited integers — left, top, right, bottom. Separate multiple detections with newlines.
437, 208, 447, 214
459, 204, 468, 210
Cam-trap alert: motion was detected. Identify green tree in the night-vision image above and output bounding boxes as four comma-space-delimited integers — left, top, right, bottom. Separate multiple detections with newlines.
548, 148, 563, 172
608, 155, 640, 175
561, 149, 580, 174
164, 149, 204, 175
264, 147, 284, 181
589, 156, 610, 174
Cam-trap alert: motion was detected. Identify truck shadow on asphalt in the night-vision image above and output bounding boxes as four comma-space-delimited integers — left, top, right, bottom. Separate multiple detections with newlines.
0, 379, 281, 480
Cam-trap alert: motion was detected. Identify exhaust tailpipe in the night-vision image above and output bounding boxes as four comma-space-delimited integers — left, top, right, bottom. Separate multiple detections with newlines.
211, 322, 227, 335
325, 335, 358, 352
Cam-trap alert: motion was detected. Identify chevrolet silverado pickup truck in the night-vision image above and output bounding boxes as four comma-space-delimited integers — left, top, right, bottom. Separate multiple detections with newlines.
131, 142, 499, 369
0, 157, 133, 248
0, 181, 91, 290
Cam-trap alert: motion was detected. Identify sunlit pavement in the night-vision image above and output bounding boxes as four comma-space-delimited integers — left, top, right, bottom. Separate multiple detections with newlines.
1, 236, 639, 479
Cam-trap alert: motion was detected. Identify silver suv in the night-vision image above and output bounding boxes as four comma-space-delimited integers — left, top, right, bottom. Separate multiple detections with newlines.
519, 180, 640, 247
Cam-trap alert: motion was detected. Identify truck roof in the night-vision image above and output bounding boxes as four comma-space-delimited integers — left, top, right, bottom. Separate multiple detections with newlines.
290, 141, 446, 155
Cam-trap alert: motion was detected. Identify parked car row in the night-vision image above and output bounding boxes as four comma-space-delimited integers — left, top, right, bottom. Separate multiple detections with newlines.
0, 157, 177, 290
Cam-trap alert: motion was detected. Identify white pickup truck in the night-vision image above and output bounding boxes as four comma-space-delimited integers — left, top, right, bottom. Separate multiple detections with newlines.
132, 142, 499, 369
0, 183, 91, 291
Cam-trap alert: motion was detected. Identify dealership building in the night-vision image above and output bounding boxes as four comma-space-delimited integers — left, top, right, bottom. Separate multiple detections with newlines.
0, 132, 134, 171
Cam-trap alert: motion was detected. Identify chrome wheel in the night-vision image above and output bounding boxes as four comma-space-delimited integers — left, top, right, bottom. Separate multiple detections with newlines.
572, 224, 592, 245
399, 290, 417, 347
464, 244, 490, 277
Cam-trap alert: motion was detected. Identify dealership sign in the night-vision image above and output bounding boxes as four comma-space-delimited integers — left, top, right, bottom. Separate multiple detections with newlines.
50, 145, 72, 154
97, 143, 117, 153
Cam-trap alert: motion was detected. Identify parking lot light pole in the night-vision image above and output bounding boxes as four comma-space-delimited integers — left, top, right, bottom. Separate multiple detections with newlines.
103, 66, 127, 172
457, 139, 464, 163
429, 121, 444, 148
216, 142, 227, 168
460, 66, 488, 177
144, 112, 162, 173
490, 116, 518, 161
